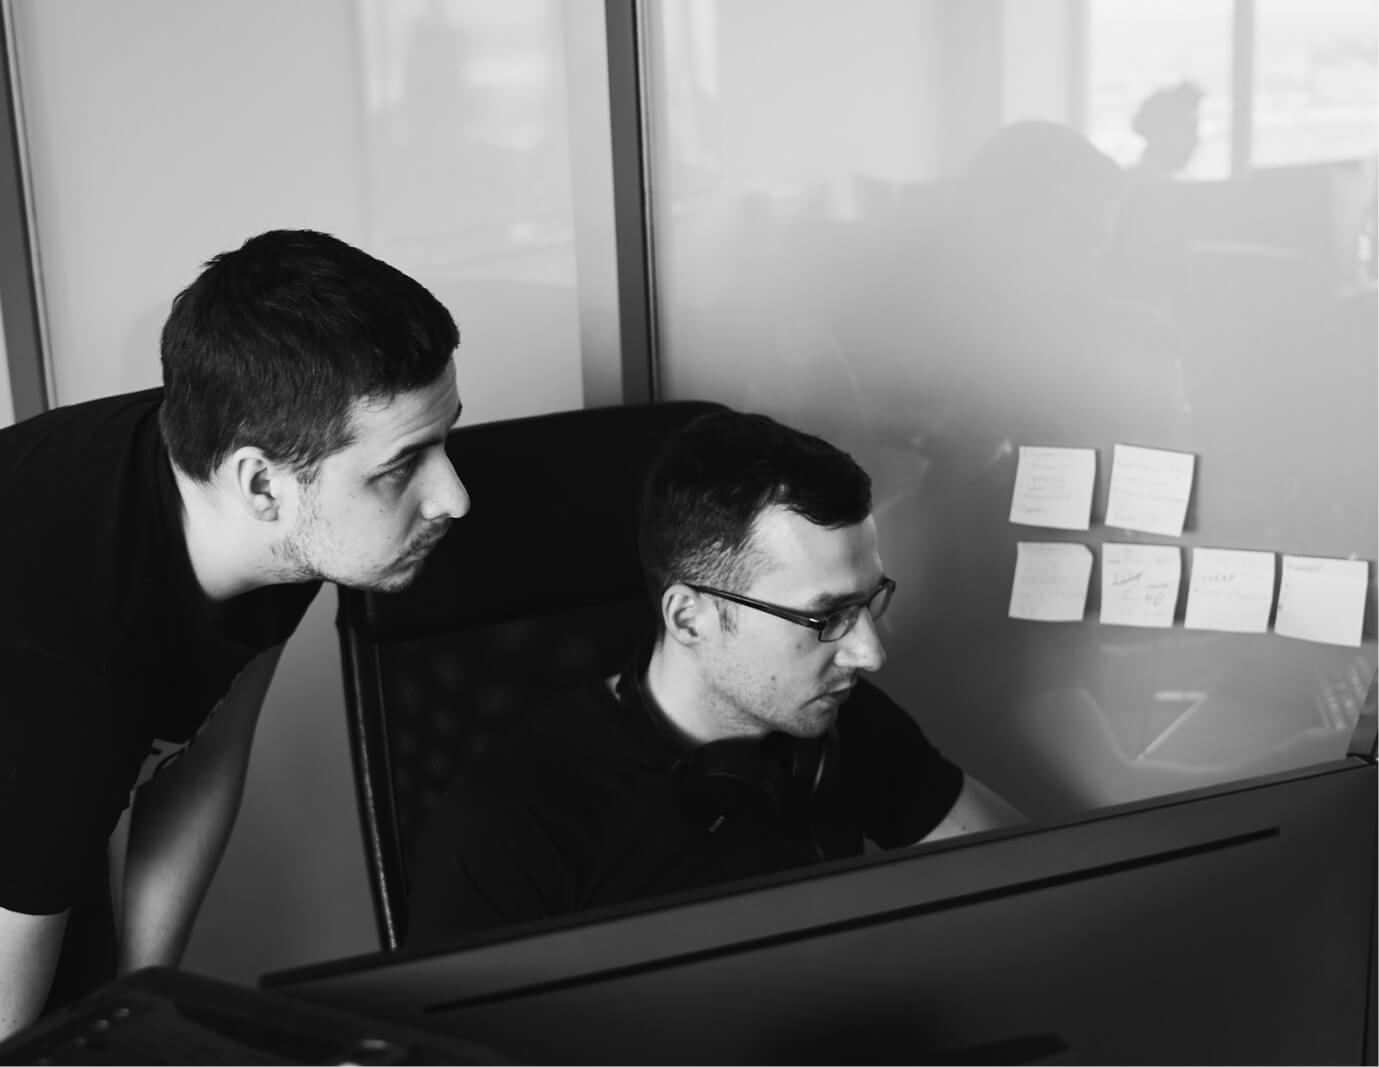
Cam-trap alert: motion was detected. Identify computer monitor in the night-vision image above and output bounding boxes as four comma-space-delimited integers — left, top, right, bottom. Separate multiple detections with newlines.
263, 757, 1376, 1065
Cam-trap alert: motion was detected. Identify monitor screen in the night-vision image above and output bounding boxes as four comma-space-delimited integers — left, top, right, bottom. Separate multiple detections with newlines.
264, 758, 1375, 1065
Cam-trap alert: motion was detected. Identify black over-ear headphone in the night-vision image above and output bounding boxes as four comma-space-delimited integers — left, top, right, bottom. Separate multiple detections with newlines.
615, 658, 840, 824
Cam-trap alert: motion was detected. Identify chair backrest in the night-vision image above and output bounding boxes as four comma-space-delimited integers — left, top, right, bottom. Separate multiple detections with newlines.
336, 400, 727, 950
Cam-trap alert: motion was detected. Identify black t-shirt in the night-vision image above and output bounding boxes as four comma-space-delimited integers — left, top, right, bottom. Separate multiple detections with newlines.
406, 673, 963, 946
0, 389, 321, 916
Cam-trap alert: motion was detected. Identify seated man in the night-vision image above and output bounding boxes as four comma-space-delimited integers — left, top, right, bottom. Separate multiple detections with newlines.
406, 410, 1022, 945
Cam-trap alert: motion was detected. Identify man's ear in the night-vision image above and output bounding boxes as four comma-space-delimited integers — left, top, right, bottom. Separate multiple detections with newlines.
661, 584, 708, 647
230, 447, 283, 521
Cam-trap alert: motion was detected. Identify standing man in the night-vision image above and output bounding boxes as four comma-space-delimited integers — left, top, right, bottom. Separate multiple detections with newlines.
406, 410, 1021, 945
0, 229, 470, 1037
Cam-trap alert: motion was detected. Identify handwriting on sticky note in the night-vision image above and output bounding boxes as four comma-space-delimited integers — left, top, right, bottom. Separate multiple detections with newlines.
1184, 548, 1275, 634
1274, 555, 1369, 647
1104, 444, 1195, 537
1100, 543, 1181, 628
1009, 542, 1093, 622
1008, 447, 1095, 531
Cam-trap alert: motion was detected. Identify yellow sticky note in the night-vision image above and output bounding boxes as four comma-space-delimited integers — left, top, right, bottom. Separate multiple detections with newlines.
1184, 548, 1275, 634
1105, 444, 1195, 537
1009, 542, 1093, 622
1100, 543, 1181, 629
1009, 447, 1095, 531
1274, 555, 1368, 647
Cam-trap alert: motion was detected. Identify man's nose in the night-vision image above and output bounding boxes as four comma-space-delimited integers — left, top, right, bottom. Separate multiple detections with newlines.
836, 608, 886, 673
421, 456, 470, 522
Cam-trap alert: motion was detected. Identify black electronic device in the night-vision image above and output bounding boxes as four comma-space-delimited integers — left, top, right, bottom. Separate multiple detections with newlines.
262, 756, 1376, 1065
0, 967, 511, 1065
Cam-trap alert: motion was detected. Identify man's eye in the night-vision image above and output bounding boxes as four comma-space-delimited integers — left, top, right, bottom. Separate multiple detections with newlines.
383, 456, 419, 483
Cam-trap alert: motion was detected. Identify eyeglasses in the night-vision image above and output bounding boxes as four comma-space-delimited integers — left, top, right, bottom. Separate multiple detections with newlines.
688, 576, 896, 643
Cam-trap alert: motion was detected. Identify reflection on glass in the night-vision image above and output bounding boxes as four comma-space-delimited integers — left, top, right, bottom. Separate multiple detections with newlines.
644, 0, 1378, 825
1087, 0, 1233, 179
355, 0, 586, 422
1255, 0, 1378, 169
1086, 0, 1379, 176
358, 0, 575, 278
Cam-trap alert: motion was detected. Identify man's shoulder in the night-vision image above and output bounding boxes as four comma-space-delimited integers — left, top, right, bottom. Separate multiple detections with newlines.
0, 388, 173, 677
1, 387, 162, 445
0, 387, 165, 491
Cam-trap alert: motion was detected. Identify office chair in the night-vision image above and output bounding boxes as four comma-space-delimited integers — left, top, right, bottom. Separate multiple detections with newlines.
336, 400, 727, 951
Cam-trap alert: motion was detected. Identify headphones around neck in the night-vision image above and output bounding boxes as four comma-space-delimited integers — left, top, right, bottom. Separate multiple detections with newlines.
614, 655, 840, 825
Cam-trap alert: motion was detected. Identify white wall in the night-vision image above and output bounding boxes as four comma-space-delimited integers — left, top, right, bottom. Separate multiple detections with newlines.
11, 0, 590, 983
16, 1, 368, 405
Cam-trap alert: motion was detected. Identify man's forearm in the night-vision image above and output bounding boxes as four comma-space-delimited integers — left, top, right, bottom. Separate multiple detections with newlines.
0, 907, 68, 1040
117, 644, 282, 972
117, 756, 247, 972
919, 775, 1026, 844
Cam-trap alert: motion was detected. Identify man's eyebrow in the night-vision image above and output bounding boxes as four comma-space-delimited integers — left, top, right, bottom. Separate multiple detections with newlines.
378, 399, 462, 468
799, 589, 869, 614
799, 577, 886, 614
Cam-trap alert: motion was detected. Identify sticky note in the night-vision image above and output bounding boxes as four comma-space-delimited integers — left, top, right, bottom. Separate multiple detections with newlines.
1009, 447, 1095, 530
1274, 555, 1369, 647
1009, 542, 1093, 622
1184, 548, 1275, 634
1100, 543, 1181, 629
1104, 444, 1195, 537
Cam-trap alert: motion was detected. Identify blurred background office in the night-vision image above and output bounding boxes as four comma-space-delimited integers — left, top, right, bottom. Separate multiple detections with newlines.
0, 0, 1373, 986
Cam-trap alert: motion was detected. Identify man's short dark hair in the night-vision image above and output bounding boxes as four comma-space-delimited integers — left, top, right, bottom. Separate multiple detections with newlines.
159, 229, 459, 482
638, 410, 872, 610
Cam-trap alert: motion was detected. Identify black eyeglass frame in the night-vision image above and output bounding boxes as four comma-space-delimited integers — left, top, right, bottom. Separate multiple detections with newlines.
687, 576, 897, 643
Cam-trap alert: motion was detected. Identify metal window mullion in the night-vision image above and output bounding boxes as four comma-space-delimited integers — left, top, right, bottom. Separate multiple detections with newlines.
0, 0, 51, 420
1066, 0, 1088, 135
1230, 0, 1256, 176
604, 0, 658, 404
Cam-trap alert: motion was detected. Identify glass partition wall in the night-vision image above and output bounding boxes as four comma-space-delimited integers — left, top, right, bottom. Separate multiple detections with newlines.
642, 0, 1377, 821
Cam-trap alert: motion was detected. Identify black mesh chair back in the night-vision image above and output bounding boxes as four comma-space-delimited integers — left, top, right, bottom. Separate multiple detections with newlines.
336, 400, 726, 950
